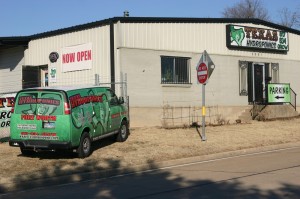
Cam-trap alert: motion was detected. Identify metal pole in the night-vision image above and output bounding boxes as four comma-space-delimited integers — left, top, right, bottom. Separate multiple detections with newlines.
120, 72, 124, 97
124, 73, 128, 104
202, 51, 207, 141
202, 83, 206, 141
94, 74, 99, 86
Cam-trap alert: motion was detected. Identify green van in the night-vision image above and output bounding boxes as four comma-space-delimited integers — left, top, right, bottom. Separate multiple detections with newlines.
9, 86, 129, 158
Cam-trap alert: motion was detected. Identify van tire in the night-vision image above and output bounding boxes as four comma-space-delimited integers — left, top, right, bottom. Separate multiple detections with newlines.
20, 147, 35, 156
78, 132, 92, 158
116, 121, 129, 142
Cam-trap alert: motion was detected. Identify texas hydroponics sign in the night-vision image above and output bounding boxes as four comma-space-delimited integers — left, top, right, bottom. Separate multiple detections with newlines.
226, 24, 289, 52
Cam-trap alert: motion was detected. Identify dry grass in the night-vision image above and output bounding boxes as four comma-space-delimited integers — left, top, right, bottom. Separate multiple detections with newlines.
1, 117, 300, 189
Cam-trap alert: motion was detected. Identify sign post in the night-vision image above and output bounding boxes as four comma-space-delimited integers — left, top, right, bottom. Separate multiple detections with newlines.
197, 61, 208, 141
201, 81, 206, 141
196, 50, 215, 141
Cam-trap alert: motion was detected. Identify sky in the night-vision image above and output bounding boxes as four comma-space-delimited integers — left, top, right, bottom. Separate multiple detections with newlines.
1, 0, 299, 37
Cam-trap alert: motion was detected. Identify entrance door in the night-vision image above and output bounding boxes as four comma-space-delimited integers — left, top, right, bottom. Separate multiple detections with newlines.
22, 66, 40, 89
22, 65, 48, 89
248, 63, 269, 104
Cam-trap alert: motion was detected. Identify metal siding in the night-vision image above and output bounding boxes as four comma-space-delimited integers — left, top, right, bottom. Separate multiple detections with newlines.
25, 26, 111, 86
0, 47, 23, 92
287, 33, 300, 59
22, 20, 300, 93
118, 22, 300, 61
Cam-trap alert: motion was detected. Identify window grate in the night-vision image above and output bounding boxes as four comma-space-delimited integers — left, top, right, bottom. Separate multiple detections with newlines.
161, 56, 191, 84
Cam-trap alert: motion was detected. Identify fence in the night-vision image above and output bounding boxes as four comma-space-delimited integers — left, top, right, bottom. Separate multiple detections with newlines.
0, 73, 128, 142
290, 88, 297, 111
161, 101, 229, 128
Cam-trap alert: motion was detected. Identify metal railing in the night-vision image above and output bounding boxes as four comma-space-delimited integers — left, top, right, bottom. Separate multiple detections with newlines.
251, 104, 267, 120
290, 88, 297, 111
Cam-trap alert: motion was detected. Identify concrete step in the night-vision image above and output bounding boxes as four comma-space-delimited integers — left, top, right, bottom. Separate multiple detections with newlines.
256, 104, 299, 121
238, 107, 253, 122
238, 104, 299, 123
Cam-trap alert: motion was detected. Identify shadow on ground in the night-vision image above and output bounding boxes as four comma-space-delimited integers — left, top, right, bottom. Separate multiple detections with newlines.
14, 136, 116, 160
1, 154, 300, 198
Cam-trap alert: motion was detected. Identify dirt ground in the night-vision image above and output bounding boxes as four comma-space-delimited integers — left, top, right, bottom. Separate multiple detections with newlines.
1, 117, 300, 192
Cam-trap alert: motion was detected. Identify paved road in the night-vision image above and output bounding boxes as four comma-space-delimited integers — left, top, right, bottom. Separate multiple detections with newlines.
1, 146, 300, 199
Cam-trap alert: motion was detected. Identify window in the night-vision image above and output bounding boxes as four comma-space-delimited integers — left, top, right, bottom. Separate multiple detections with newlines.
239, 61, 248, 96
271, 63, 279, 83
161, 56, 191, 84
107, 89, 118, 106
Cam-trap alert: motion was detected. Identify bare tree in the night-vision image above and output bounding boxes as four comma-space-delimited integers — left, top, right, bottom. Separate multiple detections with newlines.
223, 0, 270, 21
278, 7, 300, 29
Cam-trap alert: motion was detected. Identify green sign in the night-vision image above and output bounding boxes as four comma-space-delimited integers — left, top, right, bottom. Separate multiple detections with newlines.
268, 83, 291, 103
227, 25, 289, 52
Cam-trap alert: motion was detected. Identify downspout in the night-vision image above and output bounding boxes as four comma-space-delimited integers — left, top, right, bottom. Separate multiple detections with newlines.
110, 20, 115, 91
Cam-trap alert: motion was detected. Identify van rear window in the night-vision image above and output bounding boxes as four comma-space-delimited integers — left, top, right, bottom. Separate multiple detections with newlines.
16, 92, 64, 115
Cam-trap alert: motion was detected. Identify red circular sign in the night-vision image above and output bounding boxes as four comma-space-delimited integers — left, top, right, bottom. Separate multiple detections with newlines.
197, 62, 208, 84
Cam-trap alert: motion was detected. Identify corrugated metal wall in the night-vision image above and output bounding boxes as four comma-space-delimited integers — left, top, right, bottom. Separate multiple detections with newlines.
0, 46, 23, 93
25, 25, 111, 86
23, 20, 300, 98
24, 21, 300, 88
117, 22, 300, 61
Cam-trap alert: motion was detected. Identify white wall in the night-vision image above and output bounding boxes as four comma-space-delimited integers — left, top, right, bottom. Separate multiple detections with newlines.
25, 26, 112, 86
121, 48, 300, 108
120, 48, 238, 107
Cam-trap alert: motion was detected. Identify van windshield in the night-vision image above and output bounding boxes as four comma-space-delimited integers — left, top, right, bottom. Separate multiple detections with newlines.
16, 91, 64, 115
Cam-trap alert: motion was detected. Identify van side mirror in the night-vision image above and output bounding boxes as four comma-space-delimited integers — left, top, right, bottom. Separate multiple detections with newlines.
118, 97, 124, 104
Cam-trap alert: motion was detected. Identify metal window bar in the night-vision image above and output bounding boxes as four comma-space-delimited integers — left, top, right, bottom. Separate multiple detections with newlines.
161, 56, 191, 84
173, 58, 176, 83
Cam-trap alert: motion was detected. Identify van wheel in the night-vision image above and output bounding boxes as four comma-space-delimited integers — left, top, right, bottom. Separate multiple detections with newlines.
78, 132, 92, 158
116, 121, 129, 142
20, 147, 35, 156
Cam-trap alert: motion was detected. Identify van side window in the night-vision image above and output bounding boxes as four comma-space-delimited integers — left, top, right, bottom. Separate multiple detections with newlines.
107, 89, 118, 106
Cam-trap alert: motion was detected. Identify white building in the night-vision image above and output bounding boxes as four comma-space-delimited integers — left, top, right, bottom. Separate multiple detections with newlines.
1, 17, 299, 127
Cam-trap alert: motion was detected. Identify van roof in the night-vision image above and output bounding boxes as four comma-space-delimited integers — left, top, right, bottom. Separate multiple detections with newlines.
20, 85, 111, 92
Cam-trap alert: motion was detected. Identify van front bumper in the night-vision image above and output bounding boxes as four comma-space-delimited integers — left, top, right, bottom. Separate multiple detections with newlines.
9, 139, 73, 150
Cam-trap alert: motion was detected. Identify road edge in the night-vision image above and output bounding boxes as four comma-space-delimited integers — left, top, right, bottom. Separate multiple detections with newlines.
1, 141, 300, 194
